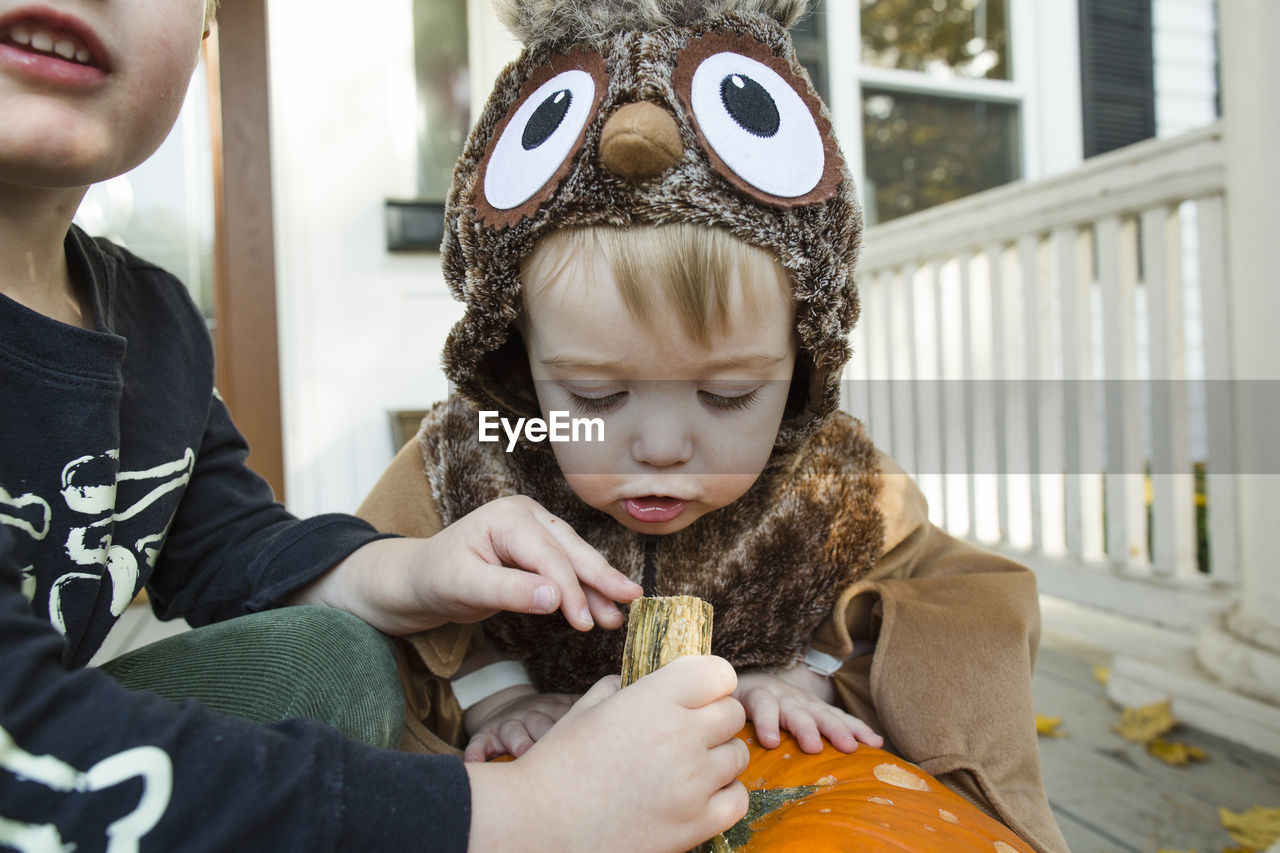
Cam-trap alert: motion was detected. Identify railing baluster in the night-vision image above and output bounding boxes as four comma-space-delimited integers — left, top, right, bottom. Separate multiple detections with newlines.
889, 264, 919, 477
865, 271, 895, 465
939, 256, 971, 537
846, 272, 872, 427
970, 248, 1001, 543
1196, 195, 1240, 584
997, 242, 1033, 549
1056, 225, 1105, 563
1098, 216, 1150, 569
956, 251, 978, 540
987, 243, 1012, 544
916, 261, 946, 530
1142, 204, 1198, 580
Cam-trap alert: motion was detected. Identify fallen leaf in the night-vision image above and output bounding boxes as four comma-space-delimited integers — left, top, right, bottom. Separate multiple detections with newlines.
1147, 738, 1209, 766
1093, 665, 1110, 686
1035, 714, 1066, 738
1219, 804, 1280, 849
1113, 700, 1176, 743
1219, 846, 1255, 853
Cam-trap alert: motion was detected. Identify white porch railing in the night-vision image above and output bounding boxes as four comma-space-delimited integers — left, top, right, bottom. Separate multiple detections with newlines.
845, 123, 1242, 632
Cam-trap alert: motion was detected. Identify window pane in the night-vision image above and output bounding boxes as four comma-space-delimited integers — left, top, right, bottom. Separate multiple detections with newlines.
791, 0, 829, 103
861, 0, 1011, 81
414, 0, 470, 200
862, 89, 1020, 223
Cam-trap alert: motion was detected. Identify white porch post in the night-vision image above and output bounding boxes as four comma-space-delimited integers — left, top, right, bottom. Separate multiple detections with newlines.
1193, 0, 1280, 701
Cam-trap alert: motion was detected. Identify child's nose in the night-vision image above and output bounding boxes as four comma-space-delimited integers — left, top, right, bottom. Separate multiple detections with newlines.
630, 420, 693, 468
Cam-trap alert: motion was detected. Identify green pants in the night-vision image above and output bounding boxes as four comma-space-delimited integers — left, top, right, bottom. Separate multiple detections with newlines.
100, 606, 405, 749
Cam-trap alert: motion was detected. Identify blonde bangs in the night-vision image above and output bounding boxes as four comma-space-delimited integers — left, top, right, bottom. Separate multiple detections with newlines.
523, 225, 792, 345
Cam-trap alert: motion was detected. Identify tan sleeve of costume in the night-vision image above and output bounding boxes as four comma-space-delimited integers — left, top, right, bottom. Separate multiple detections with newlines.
358, 439, 471, 754
811, 453, 1069, 853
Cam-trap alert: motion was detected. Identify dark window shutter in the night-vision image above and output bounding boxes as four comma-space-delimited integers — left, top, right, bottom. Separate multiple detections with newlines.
1080, 0, 1156, 157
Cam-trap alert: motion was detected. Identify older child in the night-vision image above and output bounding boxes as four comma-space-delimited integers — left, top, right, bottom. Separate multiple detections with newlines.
0, 0, 749, 849
359, 1, 1069, 852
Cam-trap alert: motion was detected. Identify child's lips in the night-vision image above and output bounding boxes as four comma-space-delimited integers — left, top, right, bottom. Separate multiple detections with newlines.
624, 496, 689, 523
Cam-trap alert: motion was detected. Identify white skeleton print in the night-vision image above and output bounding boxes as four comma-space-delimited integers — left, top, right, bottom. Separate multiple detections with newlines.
0, 724, 173, 853
1, 447, 194, 636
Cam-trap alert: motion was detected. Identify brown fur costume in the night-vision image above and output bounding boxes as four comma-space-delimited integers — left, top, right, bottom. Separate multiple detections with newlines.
358, 2, 1068, 851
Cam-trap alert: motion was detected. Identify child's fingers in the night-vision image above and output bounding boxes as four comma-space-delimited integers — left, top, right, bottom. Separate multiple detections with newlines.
704, 779, 750, 835
488, 507, 597, 630
523, 709, 561, 742
778, 704, 824, 753
848, 715, 884, 747
811, 706, 860, 753
584, 586, 626, 629
497, 719, 536, 759
741, 688, 781, 747
559, 674, 621, 724
464, 731, 502, 763
535, 507, 643, 606
710, 733, 751, 779
640, 656, 737, 709
699, 696, 748, 748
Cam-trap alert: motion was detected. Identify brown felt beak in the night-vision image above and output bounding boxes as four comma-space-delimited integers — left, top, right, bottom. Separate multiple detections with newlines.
598, 101, 684, 182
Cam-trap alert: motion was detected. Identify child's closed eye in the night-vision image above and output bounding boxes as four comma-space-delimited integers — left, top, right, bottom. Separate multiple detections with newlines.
568, 391, 628, 414
699, 389, 760, 411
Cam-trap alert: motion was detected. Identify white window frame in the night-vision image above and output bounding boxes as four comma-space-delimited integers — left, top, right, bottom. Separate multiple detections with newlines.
824, 0, 1084, 210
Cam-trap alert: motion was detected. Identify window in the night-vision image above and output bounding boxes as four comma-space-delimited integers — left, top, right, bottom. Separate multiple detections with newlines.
835, 0, 1027, 224
862, 89, 1019, 223
413, 0, 470, 200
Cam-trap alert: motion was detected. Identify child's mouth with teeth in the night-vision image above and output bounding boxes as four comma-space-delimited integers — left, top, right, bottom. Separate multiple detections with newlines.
3, 21, 97, 66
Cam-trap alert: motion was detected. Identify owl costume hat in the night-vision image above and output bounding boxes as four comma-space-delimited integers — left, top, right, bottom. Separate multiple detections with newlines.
358, 3, 1068, 851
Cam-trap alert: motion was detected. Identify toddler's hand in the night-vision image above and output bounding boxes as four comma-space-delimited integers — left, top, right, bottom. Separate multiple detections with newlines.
735, 668, 882, 754
463, 688, 578, 763
464, 656, 749, 853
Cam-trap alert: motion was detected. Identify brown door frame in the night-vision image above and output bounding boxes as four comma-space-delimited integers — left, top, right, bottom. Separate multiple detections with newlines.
206, 0, 286, 501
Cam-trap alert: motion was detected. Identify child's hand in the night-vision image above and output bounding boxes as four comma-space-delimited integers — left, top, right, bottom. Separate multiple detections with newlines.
464, 656, 749, 853
293, 496, 643, 634
462, 687, 578, 763
734, 666, 883, 754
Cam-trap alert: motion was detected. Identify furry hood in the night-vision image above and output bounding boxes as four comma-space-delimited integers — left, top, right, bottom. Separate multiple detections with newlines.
494, 0, 812, 47
441, 0, 861, 455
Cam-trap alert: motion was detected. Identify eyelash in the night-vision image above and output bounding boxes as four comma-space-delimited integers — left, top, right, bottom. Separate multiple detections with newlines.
701, 389, 760, 411
568, 392, 627, 414
566, 389, 762, 414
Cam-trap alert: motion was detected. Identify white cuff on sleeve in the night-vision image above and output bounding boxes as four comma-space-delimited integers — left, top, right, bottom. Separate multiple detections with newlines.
450, 660, 533, 711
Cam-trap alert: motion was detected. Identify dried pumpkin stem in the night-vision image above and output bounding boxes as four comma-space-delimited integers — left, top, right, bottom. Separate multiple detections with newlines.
620, 596, 723, 852
620, 595, 714, 687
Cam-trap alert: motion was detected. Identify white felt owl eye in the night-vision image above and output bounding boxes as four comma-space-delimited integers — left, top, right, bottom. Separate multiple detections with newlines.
687, 51, 825, 198
483, 69, 598, 211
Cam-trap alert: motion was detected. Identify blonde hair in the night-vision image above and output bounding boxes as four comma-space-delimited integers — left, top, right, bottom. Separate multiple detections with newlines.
522, 225, 793, 346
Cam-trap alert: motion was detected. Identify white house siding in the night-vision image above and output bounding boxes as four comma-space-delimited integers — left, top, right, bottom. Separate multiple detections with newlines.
266, 0, 464, 516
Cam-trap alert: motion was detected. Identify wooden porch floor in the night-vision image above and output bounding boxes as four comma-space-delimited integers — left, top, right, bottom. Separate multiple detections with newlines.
1035, 632, 1280, 853
93, 602, 1280, 853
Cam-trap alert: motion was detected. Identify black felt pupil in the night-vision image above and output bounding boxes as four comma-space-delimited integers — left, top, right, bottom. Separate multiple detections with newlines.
720, 74, 780, 138
523, 89, 573, 150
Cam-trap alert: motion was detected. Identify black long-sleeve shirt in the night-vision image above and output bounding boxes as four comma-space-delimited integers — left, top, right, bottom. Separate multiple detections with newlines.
0, 227, 469, 851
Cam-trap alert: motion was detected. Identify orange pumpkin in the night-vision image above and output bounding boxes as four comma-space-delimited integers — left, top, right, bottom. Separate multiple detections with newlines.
726, 723, 1034, 852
